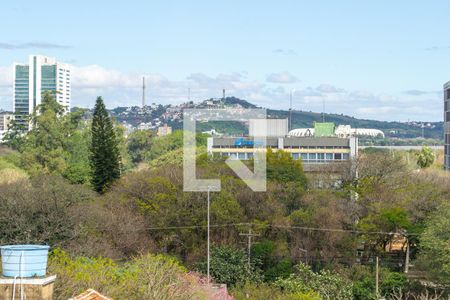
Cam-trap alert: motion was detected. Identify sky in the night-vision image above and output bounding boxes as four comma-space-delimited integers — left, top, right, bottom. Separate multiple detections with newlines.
1, 0, 449, 121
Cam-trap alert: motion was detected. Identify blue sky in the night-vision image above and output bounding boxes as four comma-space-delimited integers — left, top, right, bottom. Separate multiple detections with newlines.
1, 0, 449, 121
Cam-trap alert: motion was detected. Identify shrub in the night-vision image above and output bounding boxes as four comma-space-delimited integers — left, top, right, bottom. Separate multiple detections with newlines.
0, 175, 93, 245
197, 245, 262, 287
276, 263, 353, 300
48, 249, 197, 300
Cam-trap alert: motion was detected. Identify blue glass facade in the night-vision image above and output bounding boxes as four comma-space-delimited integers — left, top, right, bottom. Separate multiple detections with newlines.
14, 65, 30, 126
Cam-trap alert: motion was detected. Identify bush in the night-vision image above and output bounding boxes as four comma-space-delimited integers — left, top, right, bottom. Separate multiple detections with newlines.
276, 263, 353, 300
0, 175, 93, 245
48, 249, 198, 300
231, 282, 322, 300
251, 240, 293, 281
339, 265, 409, 300
197, 245, 262, 287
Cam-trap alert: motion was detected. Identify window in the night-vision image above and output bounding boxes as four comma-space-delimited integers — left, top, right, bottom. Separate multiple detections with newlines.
318, 153, 325, 160
326, 153, 333, 160
292, 153, 299, 160
300, 153, 308, 160
308, 153, 317, 160
238, 153, 246, 160
447, 89, 450, 100
334, 153, 342, 160
247, 153, 254, 159
343, 153, 350, 160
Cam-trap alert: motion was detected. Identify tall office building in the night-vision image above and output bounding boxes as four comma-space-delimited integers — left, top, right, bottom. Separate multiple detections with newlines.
13, 55, 71, 128
445, 82, 450, 171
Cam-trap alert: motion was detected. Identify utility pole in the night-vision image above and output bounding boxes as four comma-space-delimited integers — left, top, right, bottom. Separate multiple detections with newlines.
240, 228, 260, 268
207, 186, 211, 284
375, 256, 380, 298
405, 237, 410, 273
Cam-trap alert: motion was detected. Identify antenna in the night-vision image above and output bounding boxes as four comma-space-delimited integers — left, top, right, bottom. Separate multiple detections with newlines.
322, 98, 325, 122
289, 89, 295, 131
142, 76, 146, 107
222, 89, 226, 100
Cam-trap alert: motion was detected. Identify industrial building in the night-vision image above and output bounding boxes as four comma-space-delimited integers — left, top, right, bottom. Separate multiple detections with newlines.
13, 55, 71, 129
445, 82, 450, 171
207, 120, 358, 171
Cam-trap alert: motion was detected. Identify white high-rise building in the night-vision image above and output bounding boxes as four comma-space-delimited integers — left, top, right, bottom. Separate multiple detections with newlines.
13, 55, 71, 128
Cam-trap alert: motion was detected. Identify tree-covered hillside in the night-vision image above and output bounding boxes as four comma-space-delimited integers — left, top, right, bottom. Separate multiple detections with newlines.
74, 97, 443, 140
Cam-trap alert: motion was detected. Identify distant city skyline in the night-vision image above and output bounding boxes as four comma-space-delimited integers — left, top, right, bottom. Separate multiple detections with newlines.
1, 1, 449, 121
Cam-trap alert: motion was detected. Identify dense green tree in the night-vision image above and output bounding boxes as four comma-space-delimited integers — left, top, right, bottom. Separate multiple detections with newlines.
415, 145, 435, 168
3, 92, 91, 182
266, 149, 307, 188
146, 130, 208, 162
252, 240, 293, 281
127, 129, 154, 164
90, 97, 121, 193
197, 245, 262, 287
2, 119, 27, 149
418, 202, 450, 285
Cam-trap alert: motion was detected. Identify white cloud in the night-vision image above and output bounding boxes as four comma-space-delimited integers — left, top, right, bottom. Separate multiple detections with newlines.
0, 63, 443, 121
266, 72, 298, 84
0, 42, 71, 50
316, 84, 345, 93
0, 65, 13, 87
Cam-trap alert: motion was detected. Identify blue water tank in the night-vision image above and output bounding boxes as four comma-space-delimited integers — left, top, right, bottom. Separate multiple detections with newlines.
0, 245, 50, 277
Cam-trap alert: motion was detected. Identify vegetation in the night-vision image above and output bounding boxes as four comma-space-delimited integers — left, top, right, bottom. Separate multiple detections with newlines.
127, 129, 154, 164
48, 249, 206, 300
276, 263, 353, 300
418, 202, 450, 285
0, 95, 449, 298
197, 246, 262, 287
416, 145, 436, 168
3, 92, 91, 183
90, 96, 121, 193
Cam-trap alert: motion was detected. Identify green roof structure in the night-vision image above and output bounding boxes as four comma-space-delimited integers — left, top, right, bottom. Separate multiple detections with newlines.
314, 122, 335, 137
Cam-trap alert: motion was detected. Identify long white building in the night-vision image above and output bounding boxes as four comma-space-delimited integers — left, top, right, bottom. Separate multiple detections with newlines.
288, 125, 385, 138
13, 55, 71, 128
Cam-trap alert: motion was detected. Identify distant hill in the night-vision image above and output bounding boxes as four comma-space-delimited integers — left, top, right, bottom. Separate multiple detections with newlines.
197, 98, 443, 140
73, 97, 443, 140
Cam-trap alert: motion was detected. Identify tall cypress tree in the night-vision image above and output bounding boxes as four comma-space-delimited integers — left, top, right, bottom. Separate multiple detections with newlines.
90, 96, 121, 193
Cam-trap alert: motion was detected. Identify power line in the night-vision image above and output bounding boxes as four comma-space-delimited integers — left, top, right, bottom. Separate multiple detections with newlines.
92, 222, 419, 236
